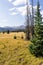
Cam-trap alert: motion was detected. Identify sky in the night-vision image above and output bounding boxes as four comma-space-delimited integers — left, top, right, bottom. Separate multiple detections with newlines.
0, 0, 43, 27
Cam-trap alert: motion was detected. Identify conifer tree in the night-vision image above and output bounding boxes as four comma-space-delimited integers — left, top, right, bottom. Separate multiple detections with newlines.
29, 0, 43, 57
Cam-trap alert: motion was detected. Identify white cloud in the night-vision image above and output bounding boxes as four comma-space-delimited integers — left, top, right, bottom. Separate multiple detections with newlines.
17, 5, 38, 16
8, 0, 12, 2
9, 0, 40, 16
9, 12, 17, 15
9, 5, 31, 16
41, 11, 43, 21
8, 0, 30, 6
9, 7, 15, 11
41, 11, 43, 22
8, 0, 42, 17
8, 0, 30, 16
9, 5, 27, 16
33, 5, 41, 12
41, 11, 43, 17
33, 6, 37, 10
12, 0, 26, 6
17, 5, 26, 12
9, 5, 38, 16
1, 19, 7, 22
22, 10, 26, 16
17, 5, 27, 15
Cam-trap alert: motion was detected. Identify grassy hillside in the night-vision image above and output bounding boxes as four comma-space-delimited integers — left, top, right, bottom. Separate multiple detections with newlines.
0, 32, 43, 65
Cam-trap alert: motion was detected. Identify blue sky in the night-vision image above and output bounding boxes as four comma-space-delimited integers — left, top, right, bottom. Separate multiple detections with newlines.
0, 0, 43, 27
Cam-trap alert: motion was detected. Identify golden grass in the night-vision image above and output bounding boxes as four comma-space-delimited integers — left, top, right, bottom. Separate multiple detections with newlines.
0, 32, 43, 65
0, 32, 25, 38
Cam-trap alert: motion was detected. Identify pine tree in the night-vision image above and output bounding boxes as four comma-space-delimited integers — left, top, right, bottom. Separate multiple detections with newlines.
29, 0, 43, 57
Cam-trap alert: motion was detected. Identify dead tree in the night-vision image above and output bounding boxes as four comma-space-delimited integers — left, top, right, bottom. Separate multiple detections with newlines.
25, 0, 30, 40
31, 0, 34, 37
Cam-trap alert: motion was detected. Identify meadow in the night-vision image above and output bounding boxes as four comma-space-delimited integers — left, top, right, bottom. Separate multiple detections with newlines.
0, 32, 43, 65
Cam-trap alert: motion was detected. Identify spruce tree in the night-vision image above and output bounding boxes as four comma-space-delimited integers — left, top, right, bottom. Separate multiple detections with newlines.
29, 0, 43, 57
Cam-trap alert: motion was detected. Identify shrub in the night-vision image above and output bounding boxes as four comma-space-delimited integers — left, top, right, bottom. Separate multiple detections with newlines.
21, 35, 24, 39
14, 36, 17, 39
3, 31, 5, 34
7, 30, 10, 34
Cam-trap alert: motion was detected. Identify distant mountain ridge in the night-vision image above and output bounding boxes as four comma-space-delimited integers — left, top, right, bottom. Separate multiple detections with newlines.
0, 25, 25, 32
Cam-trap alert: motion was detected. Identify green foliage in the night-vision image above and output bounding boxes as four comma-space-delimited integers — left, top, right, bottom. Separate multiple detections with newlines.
21, 35, 24, 39
3, 31, 5, 34
14, 36, 17, 39
7, 30, 10, 34
29, 1, 43, 57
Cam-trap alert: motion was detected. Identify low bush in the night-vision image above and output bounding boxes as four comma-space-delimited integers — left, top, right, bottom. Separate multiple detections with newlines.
7, 30, 10, 34
14, 36, 17, 39
21, 36, 24, 39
